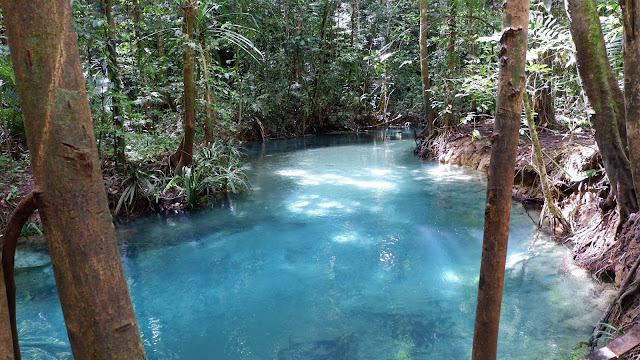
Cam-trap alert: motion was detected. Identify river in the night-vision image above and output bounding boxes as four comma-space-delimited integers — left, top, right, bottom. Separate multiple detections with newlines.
13, 129, 609, 359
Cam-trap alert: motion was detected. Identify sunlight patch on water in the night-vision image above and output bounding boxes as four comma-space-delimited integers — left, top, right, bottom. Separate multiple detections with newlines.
318, 201, 342, 208
442, 270, 461, 283
369, 168, 392, 176
277, 168, 394, 191
425, 164, 482, 182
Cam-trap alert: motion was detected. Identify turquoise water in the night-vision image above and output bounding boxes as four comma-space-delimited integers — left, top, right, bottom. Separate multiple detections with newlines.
14, 130, 609, 359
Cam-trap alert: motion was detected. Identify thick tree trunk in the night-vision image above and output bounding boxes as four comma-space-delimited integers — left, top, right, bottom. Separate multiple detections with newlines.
104, 0, 126, 172
2, 1, 146, 358
419, 0, 436, 133
175, 0, 197, 173
565, 0, 638, 221
620, 0, 640, 206
471, 0, 529, 358
2, 192, 37, 360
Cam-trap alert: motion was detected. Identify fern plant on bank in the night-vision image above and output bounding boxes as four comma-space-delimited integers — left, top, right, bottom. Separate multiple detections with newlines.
113, 163, 162, 216
167, 141, 249, 206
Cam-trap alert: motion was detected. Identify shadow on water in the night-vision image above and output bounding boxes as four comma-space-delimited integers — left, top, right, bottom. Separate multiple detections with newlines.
278, 332, 359, 360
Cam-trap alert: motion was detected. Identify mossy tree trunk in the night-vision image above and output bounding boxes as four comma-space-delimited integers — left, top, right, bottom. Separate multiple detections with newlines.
565, 0, 638, 222
2, 0, 146, 358
620, 0, 640, 206
419, 0, 436, 134
471, 0, 529, 357
173, 0, 197, 173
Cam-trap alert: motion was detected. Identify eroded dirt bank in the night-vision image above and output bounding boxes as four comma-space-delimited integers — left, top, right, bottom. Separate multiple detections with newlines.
415, 122, 640, 336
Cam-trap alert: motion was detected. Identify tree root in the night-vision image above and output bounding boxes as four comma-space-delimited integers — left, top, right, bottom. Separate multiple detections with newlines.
2, 190, 37, 360
524, 92, 570, 235
589, 249, 640, 351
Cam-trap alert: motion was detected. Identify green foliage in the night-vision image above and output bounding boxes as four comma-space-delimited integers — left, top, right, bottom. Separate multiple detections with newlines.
166, 141, 248, 205
21, 221, 43, 237
0, 45, 23, 145
114, 163, 161, 216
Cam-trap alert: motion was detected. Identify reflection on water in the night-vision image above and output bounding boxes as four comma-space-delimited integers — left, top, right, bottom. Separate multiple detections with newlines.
14, 130, 612, 359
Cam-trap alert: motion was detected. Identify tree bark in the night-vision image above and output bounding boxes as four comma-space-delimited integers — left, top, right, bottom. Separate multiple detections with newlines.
312, 0, 334, 126
2, 192, 37, 360
158, 35, 178, 113
419, 0, 436, 134
565, 0, 638, 221
199, 42, 214, 144
471, 0, 529, 358
2, 1, 146, 358
0, 261, 13, 360
174, 0, 197, 173
444, 8, 457, 127
104, 0, 126, 172
620, 0, 640, 206
350, 0, 360, 47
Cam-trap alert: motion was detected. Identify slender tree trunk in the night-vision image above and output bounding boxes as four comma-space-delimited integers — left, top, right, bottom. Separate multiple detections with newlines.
524, 92, 570, 233
158, 35, 178, 113
471, 0, 529, 358
199, 42, 214, 143
533, 50, 558, 127
2, 1, 146, 358
419, 0, 436, 134
312, 0, 334, 126
444, 6, 457, 127
174, 0, 197, 173
132, 0, 149, 124
104, 0, 126, 172
350, 0, 359, 47
620, 0, 640, 206
468, 3, 478, 113
565, 0, 638, 221
295, 5, 306, 135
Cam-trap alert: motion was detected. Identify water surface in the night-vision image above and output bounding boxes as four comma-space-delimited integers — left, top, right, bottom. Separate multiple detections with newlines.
14, 130, 609, 359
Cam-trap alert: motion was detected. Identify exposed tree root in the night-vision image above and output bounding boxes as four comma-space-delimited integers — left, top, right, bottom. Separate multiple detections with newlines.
1, 190, 37, 360
524, 92, 571, 234
590, 243, 640, 350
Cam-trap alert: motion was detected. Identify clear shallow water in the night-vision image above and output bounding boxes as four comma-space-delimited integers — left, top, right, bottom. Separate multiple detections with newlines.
14, 130, 610, 359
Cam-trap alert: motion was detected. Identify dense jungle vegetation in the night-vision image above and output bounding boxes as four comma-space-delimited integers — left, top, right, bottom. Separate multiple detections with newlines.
0, 0, 605, 219
2, 0, 640, 358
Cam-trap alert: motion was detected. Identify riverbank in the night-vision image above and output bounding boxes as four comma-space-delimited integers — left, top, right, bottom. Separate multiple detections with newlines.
415, 121, 640, 348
